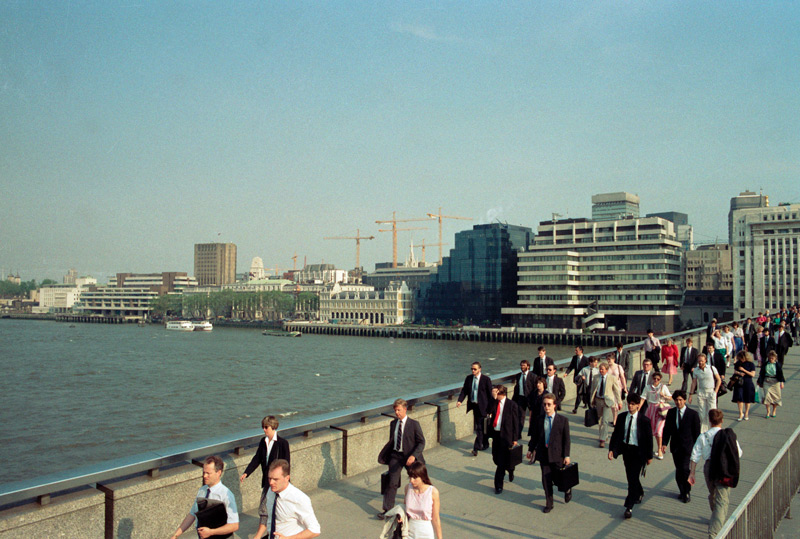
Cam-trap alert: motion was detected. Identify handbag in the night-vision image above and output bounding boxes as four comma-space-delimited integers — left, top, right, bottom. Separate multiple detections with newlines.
727, 373, 742, 391
551, 462, 580, 492
717, 384, 728, 398
657, 402, 671, 418
508, 444, 524, 468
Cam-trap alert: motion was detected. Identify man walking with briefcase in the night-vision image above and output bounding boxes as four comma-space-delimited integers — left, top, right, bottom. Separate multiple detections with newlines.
527, 393, 572, 513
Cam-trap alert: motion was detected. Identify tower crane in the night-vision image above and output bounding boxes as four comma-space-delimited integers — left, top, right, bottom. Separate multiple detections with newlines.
426, 207, 472, 264
410, 239, 446, 265
323, 229, 375, 269
376, 212, 429, 268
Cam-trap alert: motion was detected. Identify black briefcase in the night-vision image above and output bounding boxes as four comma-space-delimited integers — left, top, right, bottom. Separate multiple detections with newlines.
584, 407, 599, 428
508, 445, 523, 468
552, 462, 580, 492
380, 470, 390, 495
196, 499, 232, 539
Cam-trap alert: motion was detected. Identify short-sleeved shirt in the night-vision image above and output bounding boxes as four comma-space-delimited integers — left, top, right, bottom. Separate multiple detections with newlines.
190, 482, 239, 524
263, 482, 321, 536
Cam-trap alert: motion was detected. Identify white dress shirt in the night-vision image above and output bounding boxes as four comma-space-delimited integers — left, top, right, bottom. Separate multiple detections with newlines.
263, 482, 321, 536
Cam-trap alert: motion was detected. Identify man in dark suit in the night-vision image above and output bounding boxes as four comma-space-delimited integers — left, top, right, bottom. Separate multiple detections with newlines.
240, 415, 291, 502
564, 346, 589, 413
376, 398, 425, 519
457, 361, 494, 455
679, 337, 699, 393
489, 385, 520, 494
527, 393, 571, 513
614, 343, 632, 380
629, 359, 655, 415
512, 359, 535, 434
742, 318, 755, 340
543, 364, 566, 410
661, 390, 701, 503
705, 342, 727, 380
774, 322, 794, 364
532, 346, 555, 377
706, 318, 717, 342
608, 393, 653, 519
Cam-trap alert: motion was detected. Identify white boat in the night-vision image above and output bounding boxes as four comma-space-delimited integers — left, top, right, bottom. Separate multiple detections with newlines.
166, 320, 195, 331
193, 321, 213, 331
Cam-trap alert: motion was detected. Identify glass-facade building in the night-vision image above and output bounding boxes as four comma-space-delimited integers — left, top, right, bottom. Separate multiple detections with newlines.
416, 223, 532, 325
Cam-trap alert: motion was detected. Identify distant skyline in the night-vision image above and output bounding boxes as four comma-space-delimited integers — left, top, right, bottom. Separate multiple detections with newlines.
2, 2, 798, 282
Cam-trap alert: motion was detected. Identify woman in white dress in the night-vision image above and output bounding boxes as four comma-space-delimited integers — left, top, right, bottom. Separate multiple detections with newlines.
403, 462, 442, 539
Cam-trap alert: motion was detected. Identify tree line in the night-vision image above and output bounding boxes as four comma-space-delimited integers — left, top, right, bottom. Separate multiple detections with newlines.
0, 279, 57, 297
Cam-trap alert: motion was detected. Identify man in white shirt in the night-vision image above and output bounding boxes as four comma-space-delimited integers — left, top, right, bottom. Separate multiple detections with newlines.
689, 409, 743, 538
688, 354, 722, 433
258, 459, 321, 539
171, 456, 239, 539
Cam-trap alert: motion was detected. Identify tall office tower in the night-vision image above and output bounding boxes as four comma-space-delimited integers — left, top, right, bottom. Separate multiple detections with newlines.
728, 190, 768, 245
194, 243, 237, 286
503, 216, 683, 333
685, 245, 733, 290
731, 202, 800, 317
417, 223, 532, 325
647, 212, 694, 251
591, 192, 640, 221
63, 268, 78, 284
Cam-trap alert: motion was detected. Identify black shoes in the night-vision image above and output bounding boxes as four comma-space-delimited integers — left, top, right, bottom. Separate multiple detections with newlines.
543, 505, 553, 513
470, 449, 478, 456
635, 494, 643, 505
376, 512, 386, 520
684, 493, 691, 503
565, 489, 572, 503
624, 509, 632, 519
495, 487, 503, 494
509, 470, 515, 482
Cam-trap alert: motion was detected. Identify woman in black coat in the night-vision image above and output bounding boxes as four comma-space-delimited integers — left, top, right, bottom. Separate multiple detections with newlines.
527, 377, 547, 437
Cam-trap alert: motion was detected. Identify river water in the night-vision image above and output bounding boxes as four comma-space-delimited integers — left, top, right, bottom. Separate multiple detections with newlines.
0, 319, 599, 485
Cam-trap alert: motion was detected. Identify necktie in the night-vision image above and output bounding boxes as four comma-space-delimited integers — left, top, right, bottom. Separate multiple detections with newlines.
588, 371, 593, 393
395, 420, 403, 452
677, 409, 681, 430
599, 376, 605, 397
472, 376, 478, 402
520, 373, 526, 397
546, 416, 552, 447
493, 401, 502, 428
625, 415, 633, 444
269, 492, 279, 538
205, 486, 211, 499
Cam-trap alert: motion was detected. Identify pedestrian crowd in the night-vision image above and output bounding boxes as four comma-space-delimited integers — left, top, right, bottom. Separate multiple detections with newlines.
167, 306, 796, 538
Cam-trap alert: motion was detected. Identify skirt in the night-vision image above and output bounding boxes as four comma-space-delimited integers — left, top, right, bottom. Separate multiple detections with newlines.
733, 336, 744, 353
763, 378, 782, 406
732, 377, 756, 403
644, 402, 666, 437
661, 357, 677, 375
408, 518, 435, 539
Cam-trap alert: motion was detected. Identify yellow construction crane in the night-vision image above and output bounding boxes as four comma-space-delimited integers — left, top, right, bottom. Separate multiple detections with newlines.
376, 212, 429, 268
410, 239, 446, 265
323, 229, 375, 269
426, 207, 472, 264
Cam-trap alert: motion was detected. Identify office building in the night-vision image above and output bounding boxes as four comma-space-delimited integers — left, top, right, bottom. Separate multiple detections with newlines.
731, 201, 800, 316
194, 243, 237, 286
293, 264, 348, 285
503, 216, 682, 333
37, 277, 97, 313
729, 190, 768, 245
591, 192, 640, 221
108, 272, 197, 294
647, 211, 694, 251
685, 245, 733, 291
320, 281, 414, 325
417, 223, 532, 325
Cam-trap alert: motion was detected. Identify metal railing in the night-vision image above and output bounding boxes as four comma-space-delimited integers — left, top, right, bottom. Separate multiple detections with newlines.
0, 321, 722, 509
719, 422, 800, 538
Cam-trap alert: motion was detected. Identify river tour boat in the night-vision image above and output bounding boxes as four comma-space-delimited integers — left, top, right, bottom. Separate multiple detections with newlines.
192, 321, 213, 331
166, 320, 195, 331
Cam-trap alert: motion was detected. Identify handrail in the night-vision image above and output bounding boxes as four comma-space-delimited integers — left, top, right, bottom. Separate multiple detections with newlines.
0, 321, 727, 509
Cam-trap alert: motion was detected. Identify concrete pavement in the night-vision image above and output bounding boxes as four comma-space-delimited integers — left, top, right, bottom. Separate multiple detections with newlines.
236, 348, 800, 538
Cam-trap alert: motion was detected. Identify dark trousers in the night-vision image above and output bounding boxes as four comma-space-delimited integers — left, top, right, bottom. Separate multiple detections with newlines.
672, 450, 691, 498
382, 450, 406, 511
540, 461, 561, 507
512, 396, 529, 434
473, 412, 489, 451
680, 371, 692, 393
574, 381, 589, 410
491, 438, 514, 490
622, 445, 645, 509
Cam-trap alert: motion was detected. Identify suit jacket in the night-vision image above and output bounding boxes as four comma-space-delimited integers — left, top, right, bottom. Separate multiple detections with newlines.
532, 356, 555, 377
528, 413, 570, 464
609, 411, 653, 461
661, 407, 700, 455
747, 333, 775, 359
757, 361, 786, 386
243, 435, 291, 489
615, 350, 631, 373
490, 398, 521, 447
544, 376, 566, 406
589, 373, 621, 407
706, 323, 717, 342
458, 373, 493, 416
775, 331, 794, 357
378, 416, 425, 465
629, 370, 656, 396
742, 322, 756, 339
565, 355, 589, 383
679, 346, 699, 373
708, 350, 726, 378
512, 371, 536, 405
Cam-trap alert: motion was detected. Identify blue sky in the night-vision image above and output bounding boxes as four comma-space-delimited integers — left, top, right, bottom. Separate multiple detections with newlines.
2, 1, 798, 282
